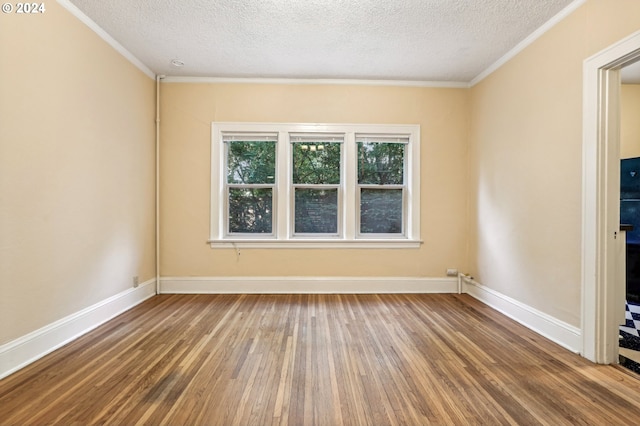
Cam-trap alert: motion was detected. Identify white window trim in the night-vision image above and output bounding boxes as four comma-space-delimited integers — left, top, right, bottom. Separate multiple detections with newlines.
209, 122, 421, 249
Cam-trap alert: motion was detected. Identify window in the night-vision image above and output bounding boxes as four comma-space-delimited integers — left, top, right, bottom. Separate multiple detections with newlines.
291, 134, 343, 236
357, 135, 406, 236
225, 133, 277, 235
210, 123, 421, 248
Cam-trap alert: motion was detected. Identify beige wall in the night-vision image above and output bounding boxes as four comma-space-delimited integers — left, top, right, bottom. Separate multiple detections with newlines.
160, 83, 469, 277
621, 84, 640, 159
469, 0, 640, 327
0, 3, 156, 344
5, 0, 639, 349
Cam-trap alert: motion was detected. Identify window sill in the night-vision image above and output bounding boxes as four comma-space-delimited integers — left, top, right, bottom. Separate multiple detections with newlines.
207, 239, 423, 249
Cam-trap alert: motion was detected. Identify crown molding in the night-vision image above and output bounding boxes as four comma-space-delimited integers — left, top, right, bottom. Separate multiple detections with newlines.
56, 0, 156, 80
57, 0, 587, 90
160, 76, 470, 88
470, 0, 587, 87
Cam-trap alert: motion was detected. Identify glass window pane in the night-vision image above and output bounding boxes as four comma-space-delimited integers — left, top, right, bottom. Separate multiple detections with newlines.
227, 141, 276, 184
228, 188, 273, 233
358, 142, 404, 185
360, 189, 403, 234
293, 142, 341, 185
295, 189, 338, 234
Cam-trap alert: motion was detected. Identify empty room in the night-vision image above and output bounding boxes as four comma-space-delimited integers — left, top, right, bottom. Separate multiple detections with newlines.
3, 0, 640, 424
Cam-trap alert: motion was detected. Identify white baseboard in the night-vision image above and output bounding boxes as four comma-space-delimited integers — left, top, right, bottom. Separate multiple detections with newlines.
1, 275, 584, 380
0, 279, 156, 380
159, 276, 458, 294
462, 277, 581, 354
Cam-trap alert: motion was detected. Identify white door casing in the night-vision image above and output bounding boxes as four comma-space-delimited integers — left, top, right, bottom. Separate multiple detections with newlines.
582, 30, 640, 364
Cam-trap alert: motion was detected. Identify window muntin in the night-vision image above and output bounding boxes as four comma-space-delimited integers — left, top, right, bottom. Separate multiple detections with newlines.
224, 133, 277, 236
210, 123, 420, 248
291, 134, 343, 236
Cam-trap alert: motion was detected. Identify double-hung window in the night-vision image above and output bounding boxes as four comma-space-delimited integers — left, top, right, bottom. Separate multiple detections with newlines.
224, 133, 277, 236
357, 135, 408, 237
210, 123, 420, 248
291, 134, 343, 236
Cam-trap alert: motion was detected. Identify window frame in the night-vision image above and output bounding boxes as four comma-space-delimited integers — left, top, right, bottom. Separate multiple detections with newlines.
356, 135, 409, 238
223, 134, 278, 238
210, 122, 421, 249
290, 133, 344, 238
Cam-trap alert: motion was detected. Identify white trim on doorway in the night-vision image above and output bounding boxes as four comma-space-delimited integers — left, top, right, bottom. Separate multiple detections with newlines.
582, 30, 640, 364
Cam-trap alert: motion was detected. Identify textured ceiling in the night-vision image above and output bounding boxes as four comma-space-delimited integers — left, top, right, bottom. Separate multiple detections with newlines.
68, 0, 577, 83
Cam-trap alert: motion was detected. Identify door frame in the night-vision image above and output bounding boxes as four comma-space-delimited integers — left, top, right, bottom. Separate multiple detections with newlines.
582, 30, 640, 363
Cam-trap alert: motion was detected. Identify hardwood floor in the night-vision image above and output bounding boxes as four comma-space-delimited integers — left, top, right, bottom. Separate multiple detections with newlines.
2, 294, 640, 425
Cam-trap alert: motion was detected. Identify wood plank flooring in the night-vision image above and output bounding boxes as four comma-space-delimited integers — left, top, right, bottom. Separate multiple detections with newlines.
2, 294, 640, 425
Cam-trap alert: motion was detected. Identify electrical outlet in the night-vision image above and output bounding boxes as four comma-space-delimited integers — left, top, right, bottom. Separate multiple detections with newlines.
133, 276, 139, 288
446, 269, 458, 277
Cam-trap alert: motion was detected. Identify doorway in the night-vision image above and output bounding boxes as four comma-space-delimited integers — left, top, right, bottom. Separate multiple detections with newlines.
582, 30, 640, 364
618, 62, 640, 372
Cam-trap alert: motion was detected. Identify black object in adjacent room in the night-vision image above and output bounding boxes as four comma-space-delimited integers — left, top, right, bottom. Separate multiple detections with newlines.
621, 157, 640, 302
